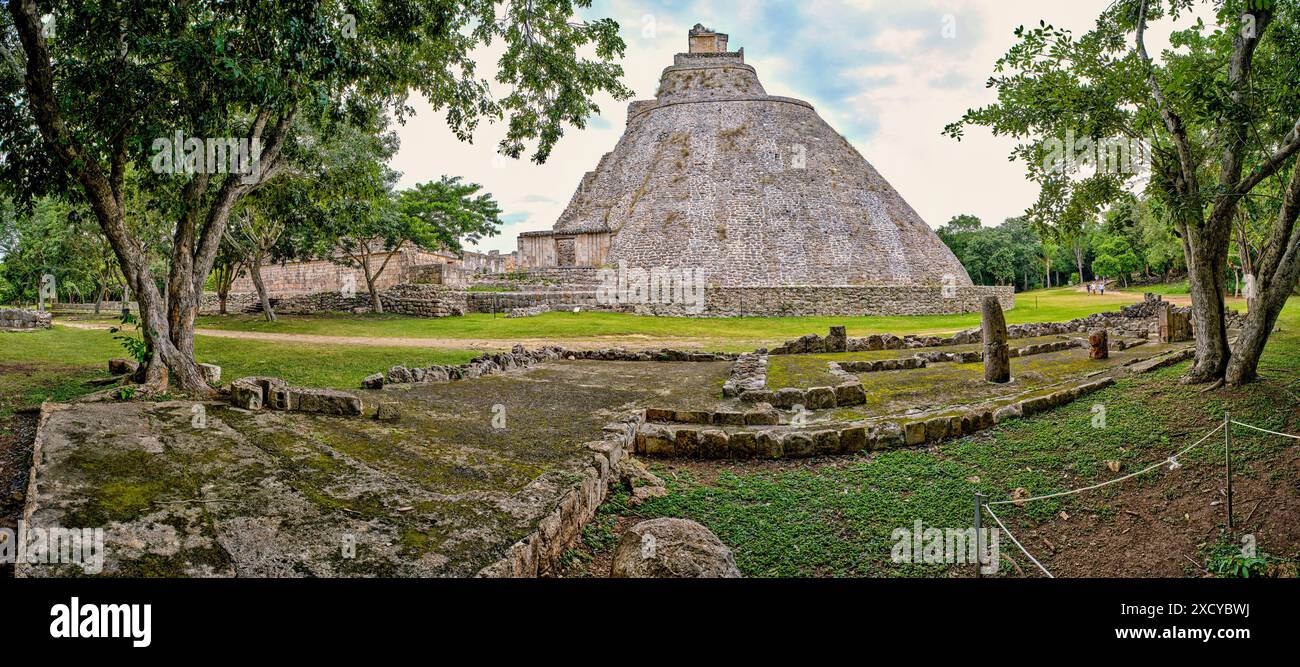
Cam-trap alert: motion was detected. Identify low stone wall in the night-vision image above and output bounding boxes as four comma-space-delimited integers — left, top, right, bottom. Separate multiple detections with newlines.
378, 284, 467, 317
633, 285, 1015, 317
740, 382, 869, 409
636, 377, 1118, 460
197, 284, 467, 318
0, 308, 53, 330
509, 267, 604, 286
368, 345, 739, 390
477, 414, 640, 577
467, 290, 611, 314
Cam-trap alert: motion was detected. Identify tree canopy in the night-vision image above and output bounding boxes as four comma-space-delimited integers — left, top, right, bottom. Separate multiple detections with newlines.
1, 0, 632, 392
945, 0, 1300, 385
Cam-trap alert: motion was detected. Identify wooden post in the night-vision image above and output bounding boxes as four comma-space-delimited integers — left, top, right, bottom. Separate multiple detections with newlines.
974, 492, 985, 578
1225, 412, 1234, 531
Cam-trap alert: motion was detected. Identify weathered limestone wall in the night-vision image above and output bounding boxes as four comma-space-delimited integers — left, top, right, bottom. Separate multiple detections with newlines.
196, 285, 467, 318
467, 291, 605, 314
516, 231, 610, 269
225, 247, 510, 297
633, 285, 1015, 317
464, 285, 1013, 317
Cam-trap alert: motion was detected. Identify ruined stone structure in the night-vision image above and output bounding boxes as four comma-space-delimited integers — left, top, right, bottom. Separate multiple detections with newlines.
515, 25, 1002, 316
0, 308, 52, 330
227, 247, 517, 298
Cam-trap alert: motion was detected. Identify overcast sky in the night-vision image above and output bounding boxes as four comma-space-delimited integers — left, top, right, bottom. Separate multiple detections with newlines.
390, 0, 1197, 255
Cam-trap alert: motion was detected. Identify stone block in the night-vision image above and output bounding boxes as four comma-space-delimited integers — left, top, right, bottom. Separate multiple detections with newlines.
876, 422, 905, 449
229, 378, 263, 410
713, 411, 747, 426
267, 385, 297, 411
644, 408, 676, 423
292, 388, 363, 416
744, 406, 781, 426
834, 383, 867, 407
993, 403, 1022, 423
773, 388, 805, 409
699, 430, 730, 459
923, 417, 950, 442
739, 389, 776, 404
826, 326, 847, 353
805, 387, 836, 410
755, 431, 784, 459
982, 297, 1011, 384
840, 426, 868, 453
673, 428, 701, 457
673, 410, 712, 425
640, 426, 676, 456
729, 431, 758, 458
812, 430, 841, 455
375, 403, 402, 421
362, 373, 386, 390
782, 432, 815, 458
904, 421, 927, 446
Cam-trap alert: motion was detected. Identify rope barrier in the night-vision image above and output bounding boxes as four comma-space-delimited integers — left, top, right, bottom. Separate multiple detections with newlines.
974, 417, 1299, 578
1231, 420, 1300, 441
983, 504, 1054, 577
986, 422, 1225, 507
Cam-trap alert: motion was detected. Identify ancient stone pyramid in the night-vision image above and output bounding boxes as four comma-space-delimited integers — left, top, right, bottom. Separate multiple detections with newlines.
544, 25, 972, 288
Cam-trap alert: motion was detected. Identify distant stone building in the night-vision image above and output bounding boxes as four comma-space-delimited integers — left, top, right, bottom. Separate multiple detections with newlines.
229, 246, 517, 297
515, 25, 1007, 315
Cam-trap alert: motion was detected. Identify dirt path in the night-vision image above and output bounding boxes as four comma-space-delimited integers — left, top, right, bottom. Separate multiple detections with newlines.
55, 320, 745, 352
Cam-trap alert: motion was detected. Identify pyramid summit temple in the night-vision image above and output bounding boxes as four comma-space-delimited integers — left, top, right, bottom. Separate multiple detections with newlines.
515, 25, 1012, 316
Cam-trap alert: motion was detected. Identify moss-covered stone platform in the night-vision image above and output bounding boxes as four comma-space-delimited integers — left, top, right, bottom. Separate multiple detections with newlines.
20, 360, 729, 577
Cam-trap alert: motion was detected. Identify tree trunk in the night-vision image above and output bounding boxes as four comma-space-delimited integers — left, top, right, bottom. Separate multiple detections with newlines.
359, 252, 384, 314
1225, 162, 1300, 385
366, 274, 384, 314
94, 285, 105, 315
1182, 222, 1232, 383
250, 253, 276, 322
1225, 250, 1297, 384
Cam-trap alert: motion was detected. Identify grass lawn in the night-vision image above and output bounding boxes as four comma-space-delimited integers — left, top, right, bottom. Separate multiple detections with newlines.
0, 326, 477, 416
117, 285, 1151, 349
564, 296, 1300, 578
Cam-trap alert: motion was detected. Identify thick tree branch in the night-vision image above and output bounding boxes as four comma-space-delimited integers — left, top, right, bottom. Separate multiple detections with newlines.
1235, 115, 1300, 195
1253, 161, 1300, 292
1135, 0, 1198, 193
1207, 6, 1274, 224
191, 107, 297, 296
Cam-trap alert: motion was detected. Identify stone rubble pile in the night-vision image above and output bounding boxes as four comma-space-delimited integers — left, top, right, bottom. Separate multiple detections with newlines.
722, 353, 767, 397
505, 304, 552, 318
0, 308, 53, 330
368, 345, 568, 389
229, 376, 363, 416
368, 345, 740, 389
